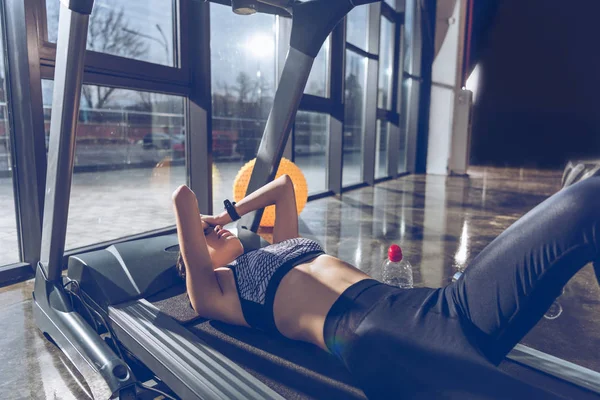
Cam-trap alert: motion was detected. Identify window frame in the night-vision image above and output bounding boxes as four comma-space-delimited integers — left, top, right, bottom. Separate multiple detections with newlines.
2, 0, 46, 270
374, 2, 407, 182
36, 0, 190, 93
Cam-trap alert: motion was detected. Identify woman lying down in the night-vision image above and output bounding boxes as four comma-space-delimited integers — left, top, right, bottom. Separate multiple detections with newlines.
173, 174, 600, 399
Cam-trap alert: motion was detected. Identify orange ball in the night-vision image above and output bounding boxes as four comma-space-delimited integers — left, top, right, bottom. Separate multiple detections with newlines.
233, 157, 308, 227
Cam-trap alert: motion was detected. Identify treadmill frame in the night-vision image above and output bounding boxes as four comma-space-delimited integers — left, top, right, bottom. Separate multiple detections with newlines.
32, 0, 375, 398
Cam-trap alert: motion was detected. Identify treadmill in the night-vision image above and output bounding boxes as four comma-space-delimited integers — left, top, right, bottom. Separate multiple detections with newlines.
33, 0, 379, 399
32, 1, 571, 399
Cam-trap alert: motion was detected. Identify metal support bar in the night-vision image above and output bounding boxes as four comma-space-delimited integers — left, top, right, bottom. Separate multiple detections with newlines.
361, 2, 381, 185
3, 0, 47, 265
278, 16, 294, 161
239, 48, 315, 232
39, 2, 90, 281
327, 22, 345, 195
388, 12, 405, 177
187, 0, 212, 214
390, 11, 403, 119
362, 56, 378, 185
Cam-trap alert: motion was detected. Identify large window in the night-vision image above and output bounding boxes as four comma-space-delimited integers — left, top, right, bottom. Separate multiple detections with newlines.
378, 17, 394, 110
46, 0, 176, 66
0, 13, 18, 266
346, 6, 369, 51
343, 51, 367, 187
375, 120, 388, 179
375, 14, 396, 180
399, 93, 408, 174
305, 37, 330, 97
294, 111, 329, 194
42, 81, 185, 250
210, 4, 277, 212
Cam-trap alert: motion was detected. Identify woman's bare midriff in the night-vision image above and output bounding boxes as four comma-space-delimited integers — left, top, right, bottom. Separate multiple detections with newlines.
272, 254, 371, 351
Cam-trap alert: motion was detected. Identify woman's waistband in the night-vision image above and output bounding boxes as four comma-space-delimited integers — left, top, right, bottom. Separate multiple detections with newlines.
323, 279, 398, 358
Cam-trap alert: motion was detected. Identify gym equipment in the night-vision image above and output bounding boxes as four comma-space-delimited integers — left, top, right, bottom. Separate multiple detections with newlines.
33, 0, 379, 398
233, 157, 308, 227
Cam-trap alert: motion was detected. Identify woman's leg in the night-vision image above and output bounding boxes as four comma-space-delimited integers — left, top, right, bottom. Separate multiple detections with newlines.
448, 176, 600, 364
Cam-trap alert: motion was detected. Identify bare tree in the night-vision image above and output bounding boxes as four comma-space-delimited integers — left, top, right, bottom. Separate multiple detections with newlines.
234, 72, 254, 105
135, 91, 154, 112
46, 3, 147, 109
81, 7, 147, 109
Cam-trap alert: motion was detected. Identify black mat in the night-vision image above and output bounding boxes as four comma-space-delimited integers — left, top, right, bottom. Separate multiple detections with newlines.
187, 320, 365, 400
146, 283, 202, 324
148, 285, 365, 400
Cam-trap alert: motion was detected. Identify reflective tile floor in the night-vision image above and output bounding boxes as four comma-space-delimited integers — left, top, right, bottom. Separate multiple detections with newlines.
1, 167, 599, 399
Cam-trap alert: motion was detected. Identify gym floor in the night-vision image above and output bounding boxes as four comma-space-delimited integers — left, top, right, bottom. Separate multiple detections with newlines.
1, 167, 599, 399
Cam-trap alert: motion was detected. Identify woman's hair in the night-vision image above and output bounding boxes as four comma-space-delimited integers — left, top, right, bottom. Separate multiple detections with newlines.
176, 252, 186, 280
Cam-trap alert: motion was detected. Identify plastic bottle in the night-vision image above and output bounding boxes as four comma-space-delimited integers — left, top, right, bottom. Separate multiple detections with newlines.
382, 244, 413, 288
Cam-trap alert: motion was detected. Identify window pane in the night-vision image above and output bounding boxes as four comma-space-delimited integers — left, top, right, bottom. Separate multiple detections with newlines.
398, 122, 407, 173
294, 112, 329, 194
346, 5, 369, 50
42, 81, 185, 249
46, 0, 175, 66
305, 37, 330, 97
210, 4, 277, 212
399, 78, 410, 173
343, 51, 367, 187
0, 13, 19, 265
375, 120, 389, 179
378, 18, 395, 110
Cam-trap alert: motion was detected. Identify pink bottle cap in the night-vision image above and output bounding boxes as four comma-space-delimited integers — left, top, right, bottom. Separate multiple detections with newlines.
388, 244, 403, 262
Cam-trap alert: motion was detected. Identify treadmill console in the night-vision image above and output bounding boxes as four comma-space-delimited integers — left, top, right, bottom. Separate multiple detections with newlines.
67, 234, 181, 306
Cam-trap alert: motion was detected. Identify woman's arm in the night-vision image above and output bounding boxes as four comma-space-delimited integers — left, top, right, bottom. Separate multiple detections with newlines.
204, 174, 299, 243
172, 185, 224, 317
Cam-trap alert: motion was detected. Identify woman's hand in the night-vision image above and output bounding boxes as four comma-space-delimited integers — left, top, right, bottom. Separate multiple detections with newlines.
201, 212, 231, 228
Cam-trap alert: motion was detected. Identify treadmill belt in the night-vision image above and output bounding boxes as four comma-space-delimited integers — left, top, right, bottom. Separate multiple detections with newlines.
147, 283, 202, 324
187, 320, 365, 400
148, 286, 366, 400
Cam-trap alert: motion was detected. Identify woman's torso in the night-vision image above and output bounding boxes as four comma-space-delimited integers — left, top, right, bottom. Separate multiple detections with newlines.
212, 239, 370, 350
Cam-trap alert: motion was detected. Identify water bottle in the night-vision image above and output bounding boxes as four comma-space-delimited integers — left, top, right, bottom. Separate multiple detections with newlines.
382, 244, 413, 288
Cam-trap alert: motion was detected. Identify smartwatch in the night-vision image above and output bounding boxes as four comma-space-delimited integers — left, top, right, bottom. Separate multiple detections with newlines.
224, 199, 241, 221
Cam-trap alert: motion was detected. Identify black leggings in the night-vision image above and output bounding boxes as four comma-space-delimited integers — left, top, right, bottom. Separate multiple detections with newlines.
323, 176, 600, 399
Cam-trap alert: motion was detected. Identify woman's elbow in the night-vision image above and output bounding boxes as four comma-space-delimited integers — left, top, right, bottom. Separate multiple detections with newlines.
277, 174, 294, 192
280, 174, 293, 185
172, 185, 197, 207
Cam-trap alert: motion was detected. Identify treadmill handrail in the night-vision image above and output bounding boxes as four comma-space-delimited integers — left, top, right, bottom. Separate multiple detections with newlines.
40, 0, 91, 282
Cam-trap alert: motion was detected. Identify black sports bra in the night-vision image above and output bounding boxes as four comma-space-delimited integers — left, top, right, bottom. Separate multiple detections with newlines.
227, 237, 325, 333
